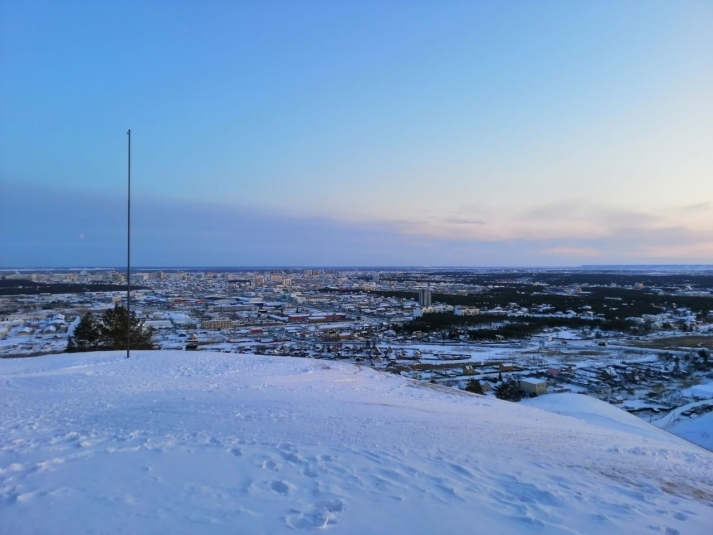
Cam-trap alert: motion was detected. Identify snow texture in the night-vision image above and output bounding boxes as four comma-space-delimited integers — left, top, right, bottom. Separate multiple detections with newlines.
1, 351, 712, 534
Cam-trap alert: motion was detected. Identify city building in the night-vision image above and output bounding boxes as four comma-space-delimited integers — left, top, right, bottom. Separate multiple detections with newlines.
418, 289, 432, 307
201, 319, 235, 330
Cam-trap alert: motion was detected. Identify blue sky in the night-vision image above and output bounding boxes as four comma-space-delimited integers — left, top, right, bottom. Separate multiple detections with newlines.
1, 1, 712, 267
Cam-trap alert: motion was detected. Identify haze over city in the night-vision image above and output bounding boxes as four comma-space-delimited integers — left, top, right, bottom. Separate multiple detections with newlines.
1, 1, 712, 267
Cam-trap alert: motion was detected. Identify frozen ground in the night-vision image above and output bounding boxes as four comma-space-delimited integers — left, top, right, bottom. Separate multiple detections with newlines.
1, 351, 712, 534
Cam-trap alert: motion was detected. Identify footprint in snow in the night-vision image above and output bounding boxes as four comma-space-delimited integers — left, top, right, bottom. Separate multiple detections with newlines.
280, 451, 304, 464
302, 466, 318, 478
261, 459, 280, 470
269, 480, 290, 496
285, 500, 344, 530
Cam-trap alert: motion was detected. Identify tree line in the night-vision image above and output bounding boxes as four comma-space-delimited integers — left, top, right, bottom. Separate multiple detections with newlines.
396, 312, 643, 340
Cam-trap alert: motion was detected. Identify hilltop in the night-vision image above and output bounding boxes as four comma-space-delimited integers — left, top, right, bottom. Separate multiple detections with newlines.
1, 351, 712, 534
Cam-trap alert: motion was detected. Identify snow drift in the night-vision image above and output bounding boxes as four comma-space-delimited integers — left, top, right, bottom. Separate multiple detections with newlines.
1, 351, 712, 534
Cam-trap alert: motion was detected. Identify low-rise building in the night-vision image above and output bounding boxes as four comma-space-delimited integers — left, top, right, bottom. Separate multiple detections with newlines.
520, 377, 548, 396
201, 318, 235, 330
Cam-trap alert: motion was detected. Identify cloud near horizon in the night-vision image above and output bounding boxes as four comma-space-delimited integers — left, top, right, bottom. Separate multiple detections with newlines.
2, 181, 712, 267
382, 199, 713, 253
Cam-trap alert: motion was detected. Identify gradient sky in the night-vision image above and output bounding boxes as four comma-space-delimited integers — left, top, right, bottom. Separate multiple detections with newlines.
1, 1, 712, 267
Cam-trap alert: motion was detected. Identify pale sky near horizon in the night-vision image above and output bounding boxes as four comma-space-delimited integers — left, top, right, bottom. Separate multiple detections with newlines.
1, 1, 712, 267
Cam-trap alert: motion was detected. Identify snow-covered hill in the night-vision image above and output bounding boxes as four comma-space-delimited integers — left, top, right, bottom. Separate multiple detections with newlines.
1, 351, 711, 534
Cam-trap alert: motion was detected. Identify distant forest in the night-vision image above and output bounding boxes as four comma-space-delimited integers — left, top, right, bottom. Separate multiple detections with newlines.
369, 288, 711, 321
377, 271, 713, 288
396, 312, 636, 340
322, 275, 712, 339
0, 279, 142, 296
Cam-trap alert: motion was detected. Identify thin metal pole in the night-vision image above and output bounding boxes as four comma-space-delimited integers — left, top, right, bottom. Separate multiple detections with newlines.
127, 129, 131, 359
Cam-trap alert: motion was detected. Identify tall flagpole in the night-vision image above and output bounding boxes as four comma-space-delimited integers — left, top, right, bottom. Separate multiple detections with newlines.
127, 129, 131, 359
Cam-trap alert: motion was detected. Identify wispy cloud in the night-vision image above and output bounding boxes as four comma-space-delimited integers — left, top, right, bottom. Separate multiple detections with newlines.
360, 198, 713, 263
679, 202, 711, 213
379, 198, 713, 245
539, 247, 603, 258
441, 217, 487, 225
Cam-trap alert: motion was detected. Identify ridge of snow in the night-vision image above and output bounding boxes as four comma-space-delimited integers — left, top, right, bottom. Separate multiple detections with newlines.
1, 350, 712, 534
521, 393, 678, 442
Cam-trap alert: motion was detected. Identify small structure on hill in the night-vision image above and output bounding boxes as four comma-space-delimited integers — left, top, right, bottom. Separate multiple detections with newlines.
520, 377, 548, 396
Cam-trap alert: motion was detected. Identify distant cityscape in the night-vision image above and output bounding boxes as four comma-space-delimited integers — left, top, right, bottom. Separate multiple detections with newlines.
2, 267, 712, 435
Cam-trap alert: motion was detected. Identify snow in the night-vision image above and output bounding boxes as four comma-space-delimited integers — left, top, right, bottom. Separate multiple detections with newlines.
549, 329, 583, 340
1, 351, 712, 535
522, 394, 679, 445
682, 380, 713, 399
651, 397, 713, 452
669, 413, 713, 452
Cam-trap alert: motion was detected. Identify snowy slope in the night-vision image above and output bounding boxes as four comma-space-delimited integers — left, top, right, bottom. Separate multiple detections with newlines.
668, 413, 713, 453
521, 393, 677, 441
1, 351, 712, 535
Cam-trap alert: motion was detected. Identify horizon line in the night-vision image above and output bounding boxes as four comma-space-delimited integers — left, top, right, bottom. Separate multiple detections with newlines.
3, 264, 713, 272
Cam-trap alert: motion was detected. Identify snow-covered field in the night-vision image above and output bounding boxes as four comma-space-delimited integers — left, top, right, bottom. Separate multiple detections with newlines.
1, 351, 712, 534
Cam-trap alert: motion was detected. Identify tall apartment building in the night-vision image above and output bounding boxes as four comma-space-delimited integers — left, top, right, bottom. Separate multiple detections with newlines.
418, 288, 432, 307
